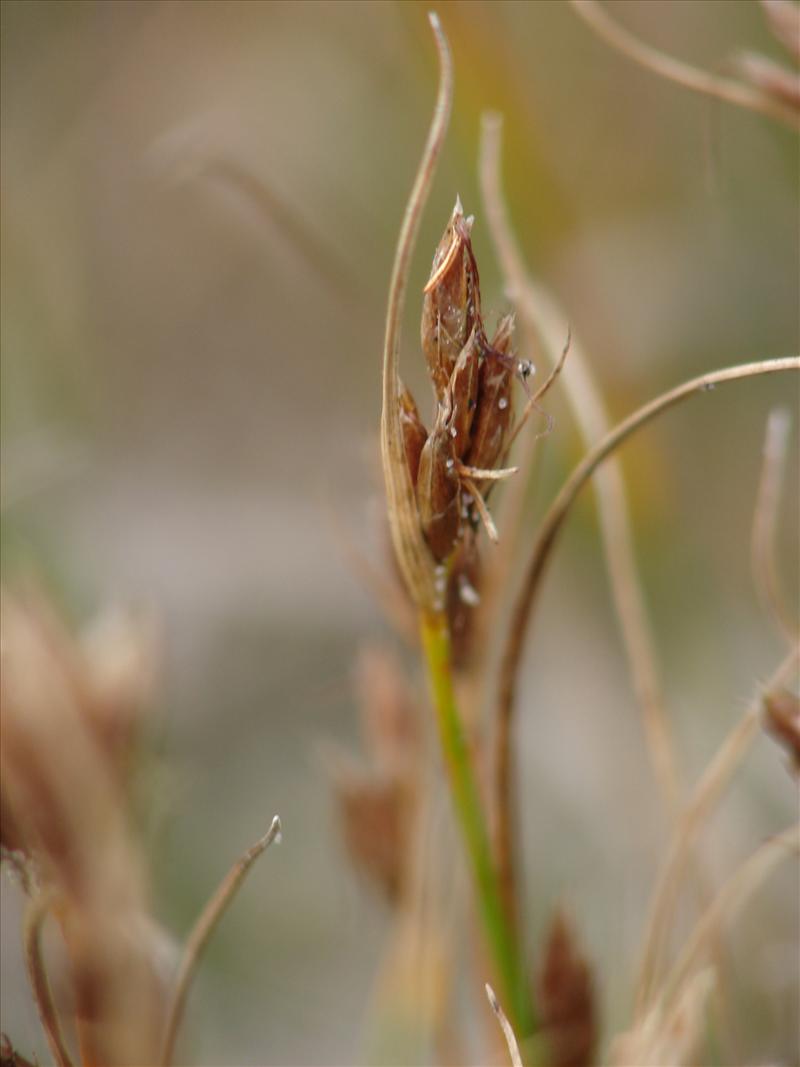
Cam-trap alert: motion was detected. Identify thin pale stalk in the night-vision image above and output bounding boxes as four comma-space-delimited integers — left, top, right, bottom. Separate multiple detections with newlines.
635, 647, 799, 1015
480, 112, 681, 927
657, 824, 800, 1016
194, 160, 360, 300
380, 13, 452, 613
23, 894, 73, 1067
495, 355, 800, 838
569, 0, 800, 129
752, 408, 797, 645
419, 610, 537, 1049
159, 817, 282, 1066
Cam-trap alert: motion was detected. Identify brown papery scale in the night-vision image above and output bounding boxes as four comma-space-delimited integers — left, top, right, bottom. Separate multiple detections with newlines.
398, 383, 428, 487
466, 313, 515, 478
421, 199, 481, 403
416, 401, 461, 562
447, 328, 481, 459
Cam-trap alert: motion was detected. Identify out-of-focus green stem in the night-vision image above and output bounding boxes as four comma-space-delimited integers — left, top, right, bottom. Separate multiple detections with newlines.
419, 609, 537, 1053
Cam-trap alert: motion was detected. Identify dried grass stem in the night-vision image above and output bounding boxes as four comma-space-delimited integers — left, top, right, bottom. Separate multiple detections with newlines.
23, 894, 73, 1067
380, 13, 453, 612
494, 356, 800, 875
752, 408, 797, 645
159, 817, 282, 1066
480, 112, 680, 928
569, 0, 800, 128
635, 648, 799, 1014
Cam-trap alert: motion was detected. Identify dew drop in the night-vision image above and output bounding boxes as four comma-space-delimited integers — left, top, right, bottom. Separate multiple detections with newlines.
701, 382, 716, 392
458, 575, 481, 607
445, 458, 455, 470
450, 426, 458, 438
498, 397, 509, 410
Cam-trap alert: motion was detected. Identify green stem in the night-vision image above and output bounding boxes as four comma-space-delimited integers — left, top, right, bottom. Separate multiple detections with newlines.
419, 610, 537, 1049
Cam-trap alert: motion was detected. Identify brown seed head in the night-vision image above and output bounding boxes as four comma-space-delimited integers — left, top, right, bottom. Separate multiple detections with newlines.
537, 907, 597, 1067
330, 644, 421, 905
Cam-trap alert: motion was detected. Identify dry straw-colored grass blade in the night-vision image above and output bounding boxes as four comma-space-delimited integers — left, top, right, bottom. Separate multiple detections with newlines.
569, 0, 800, 128
159, 816, 282, 1066
380, 13, 453, 614
485, 983, 523, 1067
751, 408, 797, 646
635, 647, 799, 1015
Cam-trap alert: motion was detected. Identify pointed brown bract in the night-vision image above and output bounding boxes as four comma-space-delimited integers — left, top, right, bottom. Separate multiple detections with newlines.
447, 328, 482, 459
416, 402, 462, 563
537, 908, 596, 1067
421, 200, 481, 403
399, 383, 428, 488
467, 313, 516, 478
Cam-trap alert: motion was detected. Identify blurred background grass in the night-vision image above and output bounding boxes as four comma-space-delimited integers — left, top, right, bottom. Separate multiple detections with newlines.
1, 1, 798, 1063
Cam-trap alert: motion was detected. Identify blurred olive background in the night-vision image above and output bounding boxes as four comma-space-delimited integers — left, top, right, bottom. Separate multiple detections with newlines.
2, 1, 798, 1064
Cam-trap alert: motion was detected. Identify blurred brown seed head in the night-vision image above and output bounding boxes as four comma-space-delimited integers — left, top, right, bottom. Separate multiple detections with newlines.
0, 590, 166, 1063
537, 907, 596, 1067
335, 774, 412, 904
331, 645, 422, 904
355, 645, 421, 774
762, 687, 800, 774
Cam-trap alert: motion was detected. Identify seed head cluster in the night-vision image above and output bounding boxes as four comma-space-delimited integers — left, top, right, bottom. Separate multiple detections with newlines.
402, 199, 519, 567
